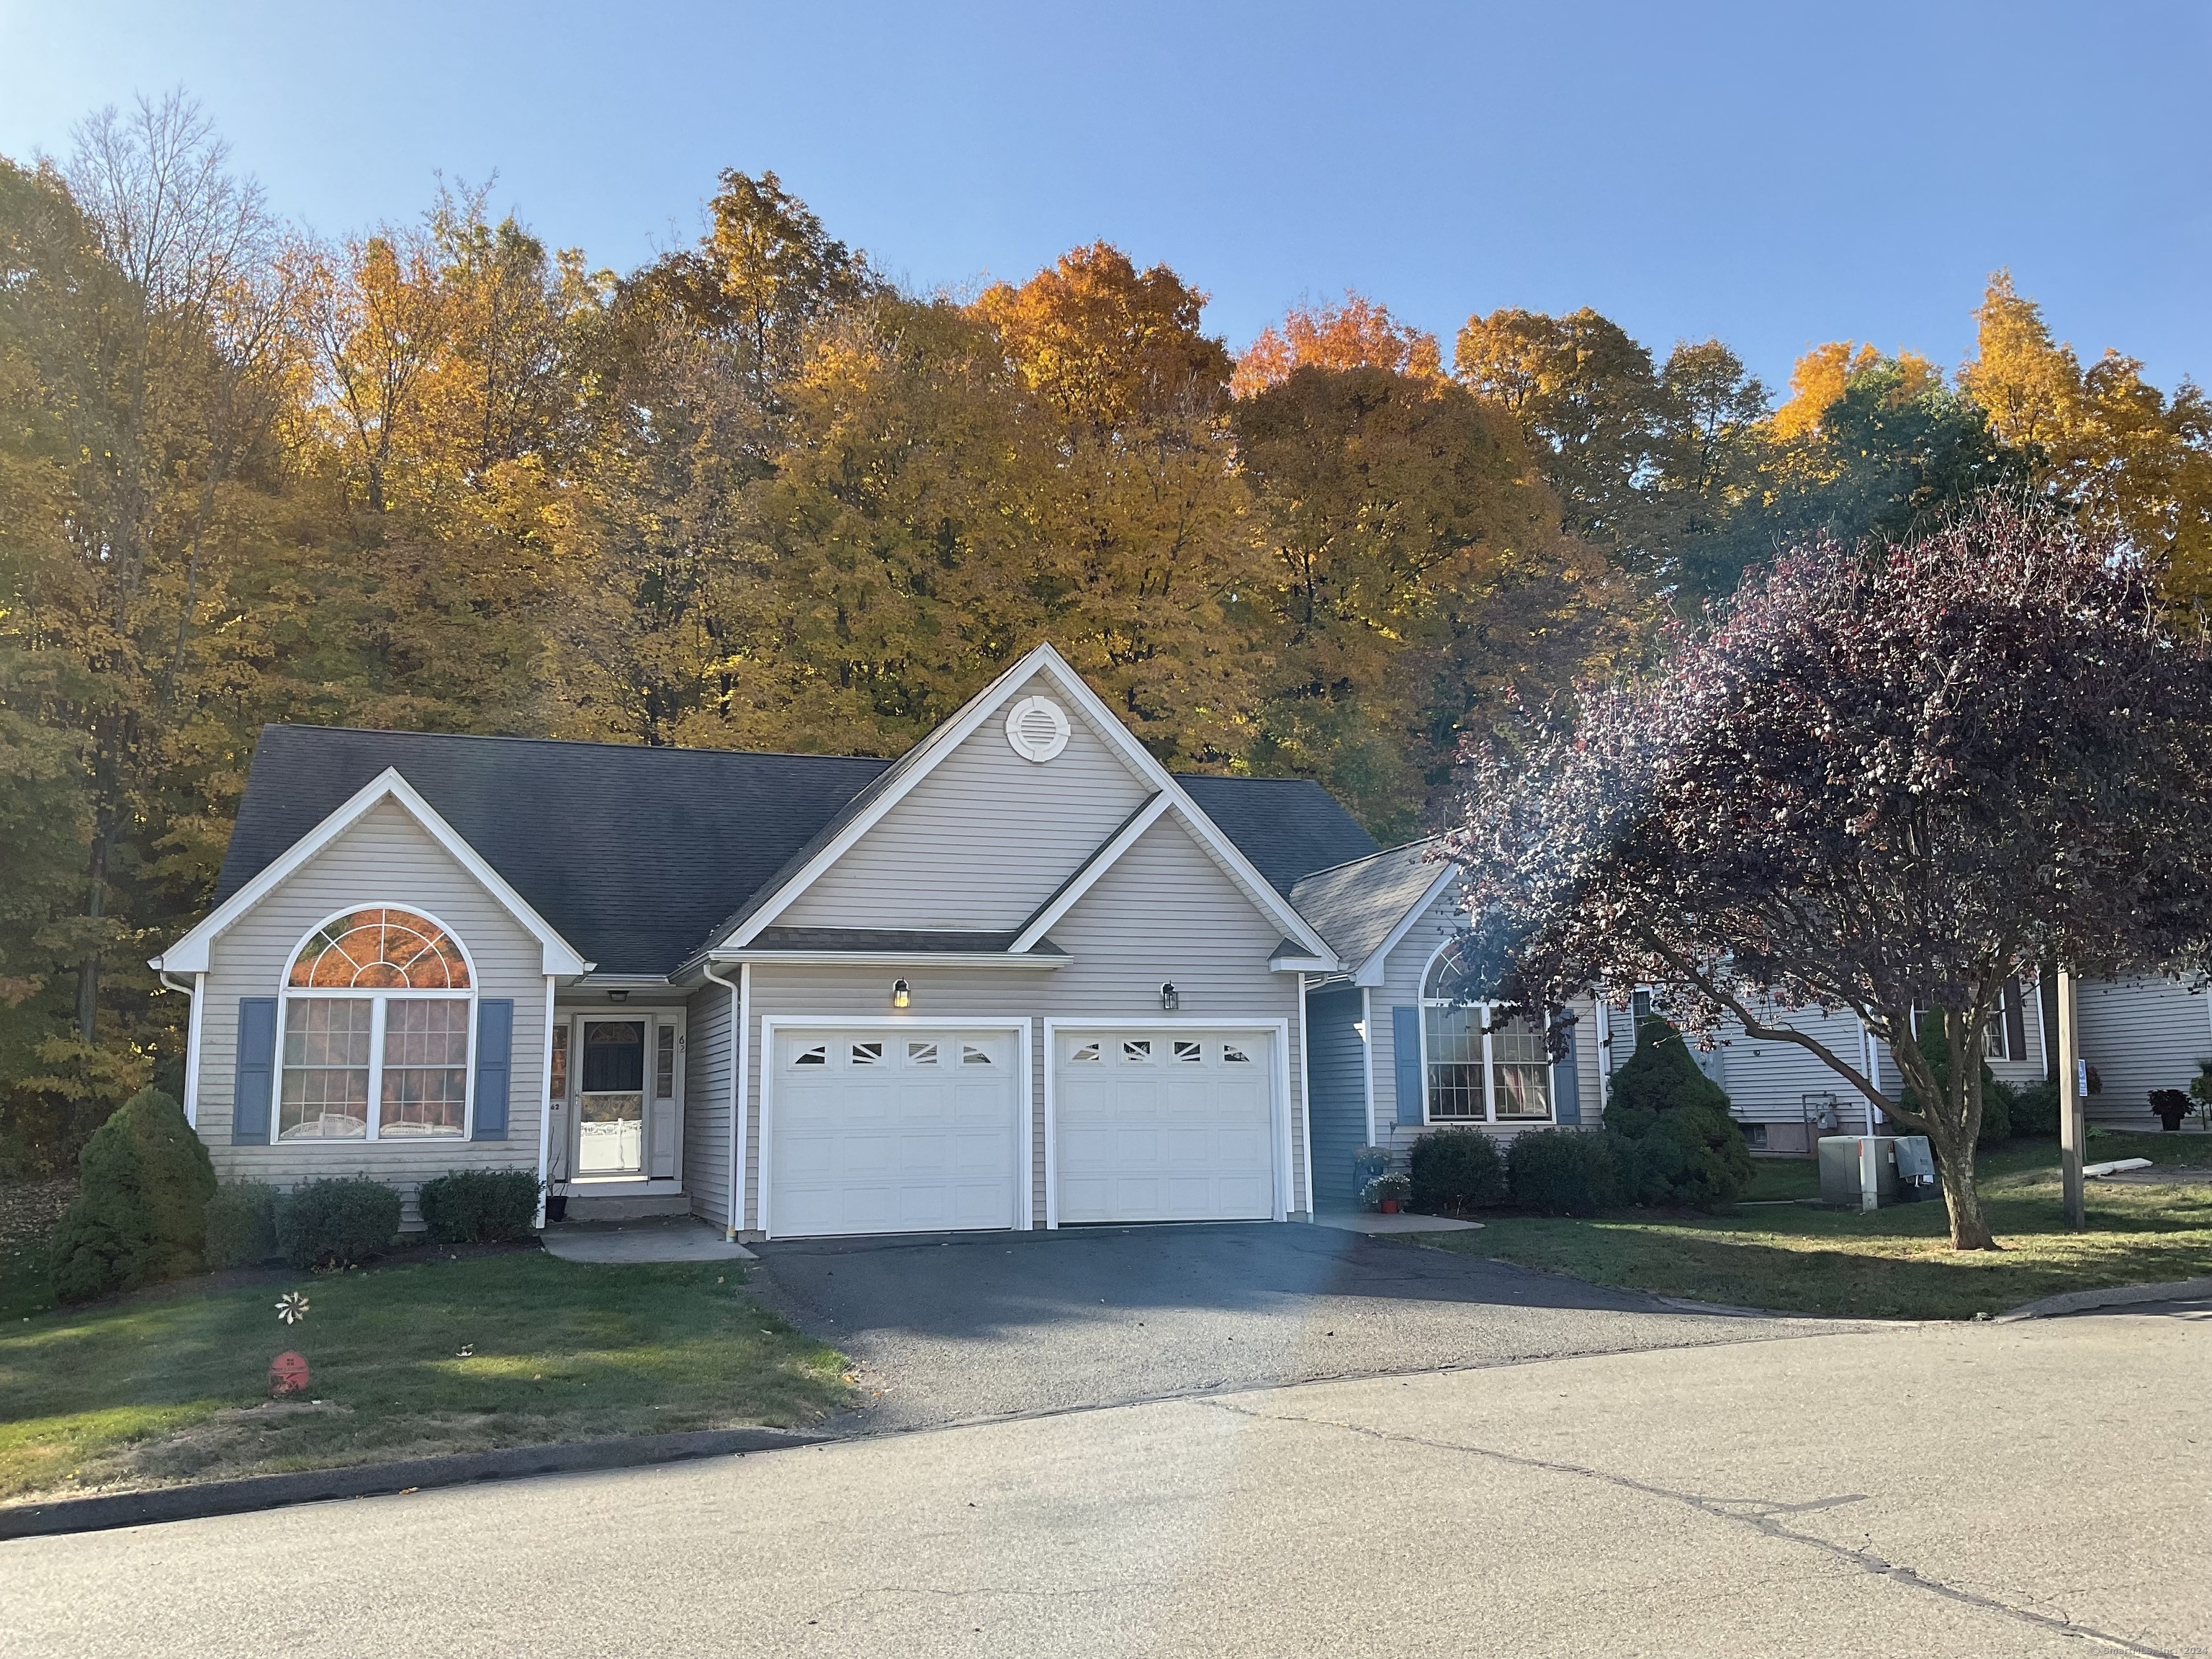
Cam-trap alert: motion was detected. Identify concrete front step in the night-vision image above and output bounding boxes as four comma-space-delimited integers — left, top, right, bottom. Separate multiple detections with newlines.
559, 1192, 693, 1222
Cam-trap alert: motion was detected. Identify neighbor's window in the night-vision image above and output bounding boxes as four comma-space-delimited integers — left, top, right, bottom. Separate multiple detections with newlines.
1420, 936, 1553, 1125
279, 908, 472, 1141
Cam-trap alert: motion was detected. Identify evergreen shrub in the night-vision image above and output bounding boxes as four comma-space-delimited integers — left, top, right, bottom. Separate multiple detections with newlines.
276, 1177, 400, 1269
204, 1181, 281, 1269
417, 1169, 540, 1244
1408, 1128, 1506, 1213
1506, 1128, 1619, 1215
1601, 1017, 1753, 1210
47, 1087, 216, 1303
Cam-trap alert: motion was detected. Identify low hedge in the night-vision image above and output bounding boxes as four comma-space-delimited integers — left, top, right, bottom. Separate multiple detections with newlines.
1408, 1128, 1506, 1214
204, 1181, 282, 1269
276, 1177, 400, 1269
1506, 1128, 1619, 1215
418, 1169, 540, 1244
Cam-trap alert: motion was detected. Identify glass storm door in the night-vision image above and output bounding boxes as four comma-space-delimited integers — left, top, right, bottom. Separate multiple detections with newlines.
577, 1019, 647, 1175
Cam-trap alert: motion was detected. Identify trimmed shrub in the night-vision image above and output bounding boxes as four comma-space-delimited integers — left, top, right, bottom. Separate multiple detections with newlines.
1408, 1128, 1506, 1214
1506, 1128, 1619, 1215
205, 1181, 282, 1268
276, 1177, 400, 1269
2008, 1079, 2060, 1138
48, 1087, 216, 1304
1602, 1017, 1753, 1211
418, 1169, 540, 1244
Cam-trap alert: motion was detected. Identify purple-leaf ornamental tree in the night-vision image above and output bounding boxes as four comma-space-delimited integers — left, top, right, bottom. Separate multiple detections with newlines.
1444, 500, 2212, 1250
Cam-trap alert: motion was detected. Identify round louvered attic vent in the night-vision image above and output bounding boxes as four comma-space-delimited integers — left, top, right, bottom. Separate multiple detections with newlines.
1004, 695, 1072, 763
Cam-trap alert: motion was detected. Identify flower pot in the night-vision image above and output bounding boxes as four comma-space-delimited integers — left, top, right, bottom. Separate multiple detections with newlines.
1380, 1198, 1399, 1214
544, 1195, 568, 1223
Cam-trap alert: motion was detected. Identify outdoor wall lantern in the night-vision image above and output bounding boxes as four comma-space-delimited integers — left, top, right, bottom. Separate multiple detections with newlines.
607, 989, 629, 1002
892, 979, 910, 1010
1160, 981, 1179, 1011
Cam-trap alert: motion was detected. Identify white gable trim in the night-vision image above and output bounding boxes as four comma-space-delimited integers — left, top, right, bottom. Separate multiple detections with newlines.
149, 767, 593, 979
1352, 860, 1466, 987
717, 642, 1339, 964
1009, 793, 1174, 953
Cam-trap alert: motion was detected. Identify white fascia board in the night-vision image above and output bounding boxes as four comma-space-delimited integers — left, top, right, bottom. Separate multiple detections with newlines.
707, 950, 1071, 969
149, 766, 592, 979
1270, 953, 1338, 972
1009, 793, 1174, 953
1350, 862, 1466, 987
717, 644, 1067, 950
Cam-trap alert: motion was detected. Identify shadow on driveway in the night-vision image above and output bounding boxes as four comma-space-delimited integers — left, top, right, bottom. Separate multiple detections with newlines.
752, 1223, 1837, 1431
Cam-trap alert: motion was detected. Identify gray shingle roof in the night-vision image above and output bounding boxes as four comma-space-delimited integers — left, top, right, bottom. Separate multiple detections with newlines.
213, 726, 1385, 976
1288, 840, 1460, 971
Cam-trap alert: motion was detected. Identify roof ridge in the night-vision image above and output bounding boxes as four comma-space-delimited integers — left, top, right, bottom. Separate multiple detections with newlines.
1292, 835, 1447, 885
257, 723, 901, 766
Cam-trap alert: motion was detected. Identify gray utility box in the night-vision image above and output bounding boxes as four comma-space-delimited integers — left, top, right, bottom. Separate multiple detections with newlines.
1818, 1135, 1900, 1207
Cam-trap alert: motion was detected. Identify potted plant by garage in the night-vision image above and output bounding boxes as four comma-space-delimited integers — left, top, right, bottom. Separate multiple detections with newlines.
1364, 1172, 1412, 1215
2149, 1089, 2191, 1132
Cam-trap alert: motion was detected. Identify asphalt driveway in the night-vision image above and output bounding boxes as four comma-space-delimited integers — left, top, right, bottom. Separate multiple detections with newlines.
751, 1221, 1851, 1430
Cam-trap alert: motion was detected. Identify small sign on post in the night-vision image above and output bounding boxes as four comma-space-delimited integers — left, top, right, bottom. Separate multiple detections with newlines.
269, 1351, 310, 1397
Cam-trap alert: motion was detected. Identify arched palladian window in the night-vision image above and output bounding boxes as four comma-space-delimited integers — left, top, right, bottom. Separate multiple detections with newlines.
1420, 935, 1552, 1124
279, 908, 474, 1141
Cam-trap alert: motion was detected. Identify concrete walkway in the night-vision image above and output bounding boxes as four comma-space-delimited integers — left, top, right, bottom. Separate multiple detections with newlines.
539, 1217, 755, 1264
1310, 1210, 1483, 1235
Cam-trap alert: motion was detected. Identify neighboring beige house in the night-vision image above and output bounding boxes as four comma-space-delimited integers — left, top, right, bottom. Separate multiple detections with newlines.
151, 643, 1375, 1238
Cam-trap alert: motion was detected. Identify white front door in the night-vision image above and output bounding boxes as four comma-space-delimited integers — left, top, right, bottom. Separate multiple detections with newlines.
1054, 1028, 1277, 1223
576, 1018, 647, 1175
767, 1026, 1024, 1238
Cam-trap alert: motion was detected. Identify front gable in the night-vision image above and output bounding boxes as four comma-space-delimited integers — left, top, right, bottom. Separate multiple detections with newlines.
780, 670, 1154, 932
714, 643, 1337, 966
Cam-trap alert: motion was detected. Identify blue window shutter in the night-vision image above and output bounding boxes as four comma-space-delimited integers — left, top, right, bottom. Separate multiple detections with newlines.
1392, 1004, 1425, 1125
1552, 1015, 1582, 1125
234, 997, 277, 1143
473, 999, 514, 1140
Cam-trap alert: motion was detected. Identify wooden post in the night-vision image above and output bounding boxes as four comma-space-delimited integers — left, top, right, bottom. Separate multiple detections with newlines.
2056, 967, 2087, 1231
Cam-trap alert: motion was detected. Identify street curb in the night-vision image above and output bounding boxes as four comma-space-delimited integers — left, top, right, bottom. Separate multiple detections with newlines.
1997, 1275, 2212, 1323
0, 1426, 830, 1542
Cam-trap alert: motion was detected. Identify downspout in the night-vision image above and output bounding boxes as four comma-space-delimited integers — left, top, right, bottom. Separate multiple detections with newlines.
1593, 999, 1611, 1118
1360, 986, 1377, 1146
535, 976, 557, 1228
703, 960, 747, 1240
1295, 973, 1315, 1220
160, 972, 203, 1129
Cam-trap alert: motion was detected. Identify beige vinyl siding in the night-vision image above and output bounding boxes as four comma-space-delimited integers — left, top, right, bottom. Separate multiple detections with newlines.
683, 980, 736, 1228
1699, 1002, 1876, 1130
194, 799, 546, 1225
1331, 889, 1601, 1159
780, 673, 1152, 931
2078, 976, 2212, 1130
737, 813, 1308, 1232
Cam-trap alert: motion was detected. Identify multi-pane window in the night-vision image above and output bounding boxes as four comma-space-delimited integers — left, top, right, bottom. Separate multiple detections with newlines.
1421, 938, 1554, 1125
277, 908, 472, 1142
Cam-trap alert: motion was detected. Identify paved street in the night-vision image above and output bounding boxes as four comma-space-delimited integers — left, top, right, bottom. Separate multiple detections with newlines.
10, 1303, 2206, 1658
750, 1222, 1840, 1429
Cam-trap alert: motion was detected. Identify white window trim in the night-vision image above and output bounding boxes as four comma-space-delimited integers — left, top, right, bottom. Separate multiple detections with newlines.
1042, 1018, 1294, 1229
756, 1017, 1034, 1240
274, 905, 479, 1146
1416, 936, 1555, 1128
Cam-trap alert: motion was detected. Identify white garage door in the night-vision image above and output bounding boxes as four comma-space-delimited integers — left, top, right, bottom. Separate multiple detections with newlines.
1054, 1028, 1277, 1223
768, 1027, 1023, 1238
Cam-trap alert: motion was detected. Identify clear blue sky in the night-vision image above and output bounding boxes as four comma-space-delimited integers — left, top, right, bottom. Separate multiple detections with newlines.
3, 1, 2205, 395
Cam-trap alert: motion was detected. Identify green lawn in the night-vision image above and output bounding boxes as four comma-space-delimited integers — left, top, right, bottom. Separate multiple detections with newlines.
1434, 1133, 2212, 1321
0, 1249, 853, 1503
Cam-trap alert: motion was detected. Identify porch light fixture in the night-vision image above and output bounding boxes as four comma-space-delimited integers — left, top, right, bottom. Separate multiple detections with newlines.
891, 979, 910, 1010
607, 989, 629, 1003
1160, 981, 1179, 1011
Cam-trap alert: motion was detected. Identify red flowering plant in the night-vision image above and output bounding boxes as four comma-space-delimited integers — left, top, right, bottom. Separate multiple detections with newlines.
1443, 500, 2212, 1249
